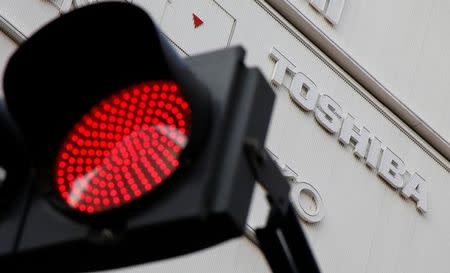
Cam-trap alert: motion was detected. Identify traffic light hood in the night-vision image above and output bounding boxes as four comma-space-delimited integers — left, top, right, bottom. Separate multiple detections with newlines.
3, 2, 210, 172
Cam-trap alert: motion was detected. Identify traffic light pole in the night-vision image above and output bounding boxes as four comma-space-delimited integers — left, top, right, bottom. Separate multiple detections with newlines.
245, 140, 321, 273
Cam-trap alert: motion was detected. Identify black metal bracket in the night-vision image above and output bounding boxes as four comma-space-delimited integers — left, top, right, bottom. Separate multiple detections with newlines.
244, 139, 321, 273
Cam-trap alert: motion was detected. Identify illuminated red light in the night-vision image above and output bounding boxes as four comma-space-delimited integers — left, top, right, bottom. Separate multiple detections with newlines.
54, 81, 192, 214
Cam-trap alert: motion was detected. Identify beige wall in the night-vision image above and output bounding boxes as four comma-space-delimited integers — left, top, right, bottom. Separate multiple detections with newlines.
0, 1, 449, 272
214, 1, 449, 272
0, 32, 15, 98
279, 0, 450, 143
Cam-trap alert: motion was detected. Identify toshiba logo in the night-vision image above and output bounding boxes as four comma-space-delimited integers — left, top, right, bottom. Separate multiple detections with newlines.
269, 47, 428, 213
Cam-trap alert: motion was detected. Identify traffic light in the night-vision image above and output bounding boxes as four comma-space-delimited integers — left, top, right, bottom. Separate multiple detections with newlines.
0, 2, 320, 273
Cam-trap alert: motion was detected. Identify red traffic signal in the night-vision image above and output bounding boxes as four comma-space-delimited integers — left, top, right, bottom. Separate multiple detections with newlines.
55, 81, 191, 214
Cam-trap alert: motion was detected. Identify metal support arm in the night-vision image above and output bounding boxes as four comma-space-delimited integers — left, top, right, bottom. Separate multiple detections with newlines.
245, 140, 321, 273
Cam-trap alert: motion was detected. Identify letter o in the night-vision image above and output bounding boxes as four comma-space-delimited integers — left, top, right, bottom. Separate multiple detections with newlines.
290, 182, 325, 223
289, 73, 319, 111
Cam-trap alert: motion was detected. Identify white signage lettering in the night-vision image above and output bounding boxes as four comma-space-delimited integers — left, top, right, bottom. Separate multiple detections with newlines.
290, 73, 319, 111
366, 136, 382, 169
314, 94, 343, 134
378, 148, 406, 189
338, 114, 371, 159
268, 150, 325, 223
290, 182, 325, 223
401, 173, 427, 213
269, 47, 428, 213
269, 48, 296, 87
309, 0, 346, 25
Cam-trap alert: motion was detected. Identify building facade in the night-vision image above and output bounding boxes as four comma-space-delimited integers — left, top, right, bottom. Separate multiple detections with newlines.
0, 0, 449, 272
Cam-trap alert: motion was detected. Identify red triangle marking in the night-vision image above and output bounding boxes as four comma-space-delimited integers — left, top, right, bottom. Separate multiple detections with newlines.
192, 13, 204, 28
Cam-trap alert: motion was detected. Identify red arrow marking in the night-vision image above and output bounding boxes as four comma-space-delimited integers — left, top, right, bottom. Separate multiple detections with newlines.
192, 13, 204, 28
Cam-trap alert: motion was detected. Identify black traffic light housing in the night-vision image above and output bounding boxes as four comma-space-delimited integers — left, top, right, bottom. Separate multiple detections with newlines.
1, 2, 320, 273
1, 3, 274, 272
